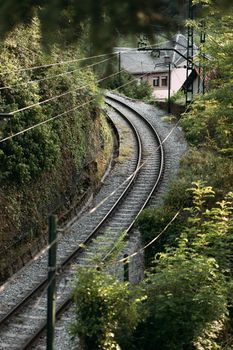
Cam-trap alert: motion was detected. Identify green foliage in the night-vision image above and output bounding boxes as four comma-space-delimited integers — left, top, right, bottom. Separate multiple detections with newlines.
175, 149, 233, 198
0, 1, 185, 52
137, 147, 233, 268
107, 71, 153, 100
0, 19, 99, 183
137, 250, 228, 350
134, 183, 232, 350
183, 183, 233, 274
181, 8, 233, 158
71, 268, 141, 350
170, 89, 185, 105
70, 187, 232, 350
136, 206, 186, 268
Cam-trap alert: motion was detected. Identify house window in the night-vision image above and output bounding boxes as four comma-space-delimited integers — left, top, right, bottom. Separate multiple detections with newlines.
153, 77, 159, 87
161, 76, 168, 87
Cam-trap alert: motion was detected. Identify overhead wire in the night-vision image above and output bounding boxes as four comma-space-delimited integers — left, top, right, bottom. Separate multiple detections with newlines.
0, 51, 193, 307
0, 64, 147, 257
2, 103, 187, 244
0, 69, 125, 143
0, 56, 117, 91
116, 210, 181, 264
0, 54, 150, 142
0, 52, 118, 76
0, 46, 153, 77
0, 56, 190, 259
0, 54, 148, 115
0, 69, 150, 260
0, 206, 181, 315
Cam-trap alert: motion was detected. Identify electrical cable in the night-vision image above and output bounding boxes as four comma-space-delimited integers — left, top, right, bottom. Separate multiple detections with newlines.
0, 66, 191, 256
0, 52, 118, 76
0, 56, 117, 91
0, 46, 154, 77
1, 93, 189, 254
116, 210, 181, 264
1, 55, 148, 115
0, 68, 150, 260
0, 70, 125, 143
0, 55, 149, 141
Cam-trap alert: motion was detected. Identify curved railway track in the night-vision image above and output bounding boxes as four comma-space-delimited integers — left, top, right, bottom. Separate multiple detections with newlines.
0, 93, 164, 349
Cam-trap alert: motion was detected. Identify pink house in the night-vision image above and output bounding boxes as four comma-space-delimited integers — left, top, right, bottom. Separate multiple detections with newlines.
118, 34, 201, 100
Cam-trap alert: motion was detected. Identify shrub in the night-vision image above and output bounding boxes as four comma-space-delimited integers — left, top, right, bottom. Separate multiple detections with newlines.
136, 251, 228, 350
71, 268, 141, 350
107, 71, 152, 100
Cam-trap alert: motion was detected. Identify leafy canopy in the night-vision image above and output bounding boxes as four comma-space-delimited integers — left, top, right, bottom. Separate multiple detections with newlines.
0, 0, 186, 51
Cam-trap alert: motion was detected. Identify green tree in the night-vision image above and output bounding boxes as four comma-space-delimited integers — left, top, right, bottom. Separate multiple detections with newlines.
135, 183, 233, 349
182, 2, 233, 157
0, 1, 186, 51
136, 249, 228, 350
71, 267, 141, 350
184, 182, 233, 275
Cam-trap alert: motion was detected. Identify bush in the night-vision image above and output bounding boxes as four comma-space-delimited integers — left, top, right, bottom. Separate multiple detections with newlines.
136, 251, 228, 350
71, 268, 141, 350
107, 70, 152, 100
136, 206, 186, 268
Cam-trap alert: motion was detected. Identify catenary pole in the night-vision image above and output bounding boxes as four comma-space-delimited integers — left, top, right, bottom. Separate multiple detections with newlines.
47, 215, 57, 350
186, 0, 194, 105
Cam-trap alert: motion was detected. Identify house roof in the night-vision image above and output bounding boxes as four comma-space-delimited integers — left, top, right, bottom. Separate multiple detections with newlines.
117, 33, 198, 74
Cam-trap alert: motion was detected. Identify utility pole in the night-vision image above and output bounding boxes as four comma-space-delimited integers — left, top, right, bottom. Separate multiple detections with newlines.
164, 56, 171, 113
123, 254, 129, 281
186, 0, 194, 105
168, 62, 171, 114
118, 51, 121, 86
47, 215, 57, 350
200, 19, 206, 95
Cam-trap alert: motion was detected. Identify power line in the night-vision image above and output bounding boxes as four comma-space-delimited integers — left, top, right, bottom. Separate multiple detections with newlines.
116, 210, 181, 264
0, 52, 118, 76
0, 70, 125, 143
0, 45, 155, 78
0, 68, 190, 256
0, 47, 148, 78
1, 53, 147, 115
7, 68, 123, 115
0, 56, 116, 91
2, 55, 147, 116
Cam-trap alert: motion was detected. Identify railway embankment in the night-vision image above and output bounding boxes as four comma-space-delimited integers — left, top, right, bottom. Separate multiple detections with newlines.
0, 20, 116, 283
0, 111, 115, 282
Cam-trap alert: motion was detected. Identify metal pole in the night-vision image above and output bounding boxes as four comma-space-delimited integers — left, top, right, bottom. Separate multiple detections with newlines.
47, 215, 57, 350
186, 0, 194, 105
118, 52, 121, 86
198, 19, 205, 94
168, 63, 171, 114
123, 254, 129, 281
200, 20, 206, 95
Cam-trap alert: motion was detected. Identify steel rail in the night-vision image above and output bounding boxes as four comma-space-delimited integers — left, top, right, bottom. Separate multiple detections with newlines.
103, 94, 164, 260
20, 94, 165, 350
0, 101, 142, 350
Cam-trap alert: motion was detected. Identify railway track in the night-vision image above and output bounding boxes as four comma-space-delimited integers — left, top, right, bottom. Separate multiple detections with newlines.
0, 93, 164, 349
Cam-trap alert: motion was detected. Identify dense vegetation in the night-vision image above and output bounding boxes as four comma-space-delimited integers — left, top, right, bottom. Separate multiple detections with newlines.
0, 0, 186, 52
71, 1, 233, 349
0, 0, 232, 348
0, 19, 113, 280
106, 70, 153, 100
